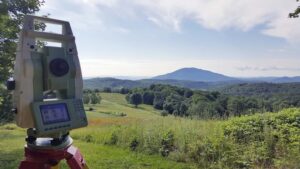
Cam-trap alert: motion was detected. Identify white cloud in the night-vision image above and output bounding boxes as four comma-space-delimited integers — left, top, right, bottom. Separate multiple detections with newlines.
132, 0, 300, 41
39, 0, 106, 31
112, 27, 130, 34
40, 0, 300, 41
263, 17, 300, 43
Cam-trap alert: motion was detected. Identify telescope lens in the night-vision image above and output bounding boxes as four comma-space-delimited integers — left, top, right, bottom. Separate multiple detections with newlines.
49, 58, 69, 77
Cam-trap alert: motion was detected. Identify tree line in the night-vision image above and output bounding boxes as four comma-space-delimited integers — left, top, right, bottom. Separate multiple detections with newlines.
125, 84, 300, 119
0, 0, 45, 123
83, 90, 102, 104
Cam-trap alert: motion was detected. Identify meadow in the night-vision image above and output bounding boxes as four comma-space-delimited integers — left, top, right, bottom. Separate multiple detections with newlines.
0, 93, 299, 169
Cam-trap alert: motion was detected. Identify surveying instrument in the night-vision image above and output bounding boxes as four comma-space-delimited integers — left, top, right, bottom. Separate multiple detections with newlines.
7, 15, 89, 169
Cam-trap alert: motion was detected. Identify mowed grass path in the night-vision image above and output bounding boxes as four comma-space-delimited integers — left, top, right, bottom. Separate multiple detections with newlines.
0, 93, 197, 169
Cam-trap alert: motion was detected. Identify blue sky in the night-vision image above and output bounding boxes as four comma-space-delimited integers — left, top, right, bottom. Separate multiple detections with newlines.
38, 0, 300, 78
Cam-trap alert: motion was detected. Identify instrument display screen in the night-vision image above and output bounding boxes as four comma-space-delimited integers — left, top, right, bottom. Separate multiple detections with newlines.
40, 103, 70, 125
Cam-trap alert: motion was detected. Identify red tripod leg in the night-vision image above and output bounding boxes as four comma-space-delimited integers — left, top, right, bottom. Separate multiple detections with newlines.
19, 146, 63, 169
19, 158, 52, 169
18, 144, 88, 169
19, 161, 47, 169
66, 146, 89, 169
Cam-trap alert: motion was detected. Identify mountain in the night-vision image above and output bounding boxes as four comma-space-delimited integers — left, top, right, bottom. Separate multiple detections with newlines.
152, 67, 237, 82
83, 68, 300, 90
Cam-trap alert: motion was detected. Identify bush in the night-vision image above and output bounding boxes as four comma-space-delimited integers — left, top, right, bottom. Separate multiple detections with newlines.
160, 131, 175, 157
223, 108, 300, 144
103, 87, 112, 93
160, 110, 168, 116
130, 137, 139, 151
83, 134, 93, 143
223, 108, 300, 168
105, 131, 119, 145
119, 112, 127, 117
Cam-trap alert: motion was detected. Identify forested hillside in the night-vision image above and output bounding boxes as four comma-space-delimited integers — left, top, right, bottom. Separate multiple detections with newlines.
83, 77, 240, 90
124, 84, 300, 118
219, 82, 300, 97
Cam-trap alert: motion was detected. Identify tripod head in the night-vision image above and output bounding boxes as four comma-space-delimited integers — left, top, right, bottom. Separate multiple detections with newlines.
9, 15, 88, 139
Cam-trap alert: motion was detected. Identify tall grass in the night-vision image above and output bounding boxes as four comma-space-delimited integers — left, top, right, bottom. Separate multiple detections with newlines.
73, 93, 300, 169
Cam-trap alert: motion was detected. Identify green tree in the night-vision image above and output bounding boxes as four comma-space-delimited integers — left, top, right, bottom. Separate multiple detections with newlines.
129, 93, 142, 108
120, 87, 129, 94
153, 93, 165, 110
0, 0, 45, 122
289, 0, 300, 18
103, 87, 112, 93
90, 92, 101, 104
83, 93, 91, 104
184, 89, 193, 98
227, 97, 245, 117
163, 94, 183, 115
142, 91, 154, 105
0, 86, 13, 122
188, 101, 215, 119
94, 89, 100, 93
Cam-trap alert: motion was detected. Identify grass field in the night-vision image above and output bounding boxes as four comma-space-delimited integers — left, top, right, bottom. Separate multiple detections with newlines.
0, 93, 299, 169
0, 93, 197, 169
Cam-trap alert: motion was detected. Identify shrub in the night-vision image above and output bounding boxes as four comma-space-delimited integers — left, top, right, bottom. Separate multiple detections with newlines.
105, 131, 119, 145
160, 110, 168, 116
103, 87, 112, 93
223, 108, 300, 144
223, 108, 300, 168
160, 131, 175, 157
119, 112, 127, 117
130, 137, 139, 151
83, 134, 93, 143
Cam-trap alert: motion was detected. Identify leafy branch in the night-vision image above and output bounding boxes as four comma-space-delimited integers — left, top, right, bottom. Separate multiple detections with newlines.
289, 0, 300, 18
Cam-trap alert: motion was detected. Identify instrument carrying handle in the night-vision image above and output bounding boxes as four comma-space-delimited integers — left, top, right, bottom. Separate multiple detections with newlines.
22, 15, 74, 43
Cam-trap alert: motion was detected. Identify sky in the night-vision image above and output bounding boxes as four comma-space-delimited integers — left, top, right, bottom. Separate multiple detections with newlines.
38, 0, 300, 78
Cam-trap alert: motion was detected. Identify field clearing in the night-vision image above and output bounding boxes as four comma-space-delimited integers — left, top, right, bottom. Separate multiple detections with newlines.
0, 93, 198, 169
0, 93, 299, 169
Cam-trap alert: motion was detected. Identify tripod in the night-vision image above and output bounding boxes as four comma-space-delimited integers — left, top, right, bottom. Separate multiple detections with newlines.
18, 135, 89, 169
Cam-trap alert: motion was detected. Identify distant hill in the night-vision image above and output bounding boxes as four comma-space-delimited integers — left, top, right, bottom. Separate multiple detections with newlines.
152, 67, 237, 82
271, 76, 300, 83
240, 76, 300, 83
219, 82, 300, 98
83, 67, 300, 90
83, 77, 238, 90
84, 77, 144, 89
